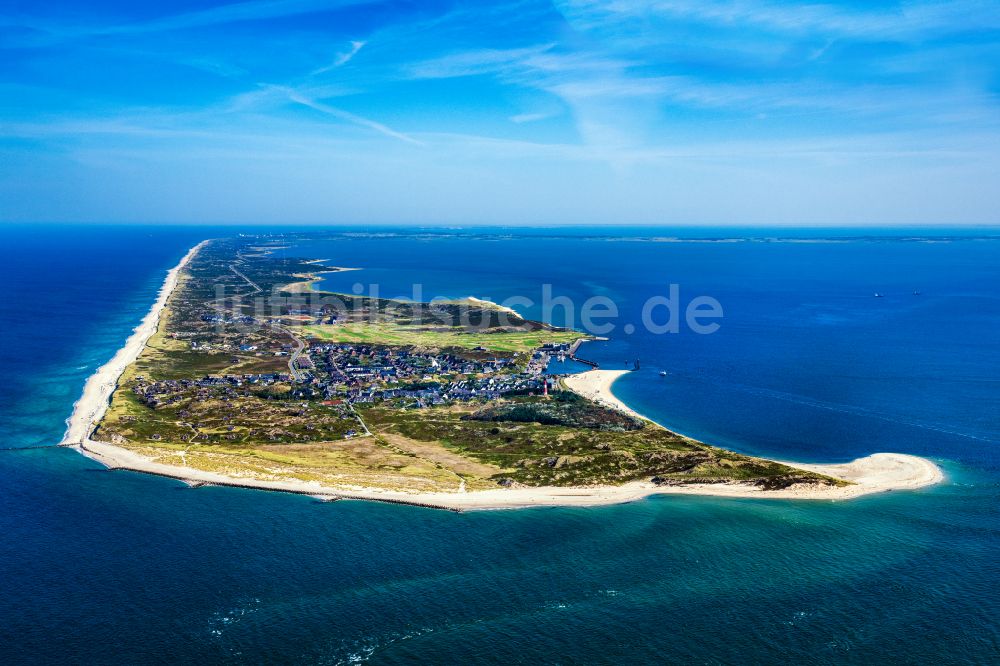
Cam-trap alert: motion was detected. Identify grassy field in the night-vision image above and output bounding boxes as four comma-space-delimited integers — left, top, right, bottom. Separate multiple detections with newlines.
97, 366, 480, 492
92, 234, 842, 495
359, 399, 840, 488
302, 322, 583, 353
120, 438, 475, 492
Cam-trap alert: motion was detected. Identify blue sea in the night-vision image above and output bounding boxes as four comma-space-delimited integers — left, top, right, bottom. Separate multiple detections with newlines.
1, 224, 998, 664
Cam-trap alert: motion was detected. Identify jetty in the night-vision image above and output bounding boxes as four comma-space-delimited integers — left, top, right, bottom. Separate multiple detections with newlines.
568, 338, 600, 368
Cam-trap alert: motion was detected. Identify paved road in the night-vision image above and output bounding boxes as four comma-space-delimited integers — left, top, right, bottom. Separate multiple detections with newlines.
229, 264, 262, 295
277, 325, 306, 381
228, 261, 306, 380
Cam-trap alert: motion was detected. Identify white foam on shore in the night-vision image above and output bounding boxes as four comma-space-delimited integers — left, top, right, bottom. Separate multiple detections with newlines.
62, 241, 207, 446
64, 250, 943, 510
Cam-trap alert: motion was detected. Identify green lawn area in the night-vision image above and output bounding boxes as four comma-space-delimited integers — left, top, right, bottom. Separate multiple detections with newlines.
301, 322, 584, 353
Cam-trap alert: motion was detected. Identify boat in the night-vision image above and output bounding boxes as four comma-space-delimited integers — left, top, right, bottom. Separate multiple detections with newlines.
659, 371, 667, 377
874, 292, 884, 298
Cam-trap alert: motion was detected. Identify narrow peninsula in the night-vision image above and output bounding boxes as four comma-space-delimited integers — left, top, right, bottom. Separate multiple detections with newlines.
63, 236, 942, 509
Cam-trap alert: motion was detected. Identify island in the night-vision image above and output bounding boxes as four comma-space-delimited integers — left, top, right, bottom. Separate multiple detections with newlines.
61, 236, 942, 509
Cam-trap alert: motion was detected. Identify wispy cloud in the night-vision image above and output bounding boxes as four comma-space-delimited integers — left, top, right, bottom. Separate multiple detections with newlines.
108, 0, 378, 35
509, 111, 555, 123
1, 0, 377, 40
281, 87, 424, 145
405, 44, 559, 80
2, 0, 999, 223
557, 0, 1000, 40
312, 40, 366, 74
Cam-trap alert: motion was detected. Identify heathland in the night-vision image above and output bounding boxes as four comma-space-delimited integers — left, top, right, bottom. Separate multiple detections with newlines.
66, 234, 940, 508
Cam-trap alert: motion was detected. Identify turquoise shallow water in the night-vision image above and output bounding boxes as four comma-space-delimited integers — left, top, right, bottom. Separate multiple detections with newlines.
1, 225, 998, 664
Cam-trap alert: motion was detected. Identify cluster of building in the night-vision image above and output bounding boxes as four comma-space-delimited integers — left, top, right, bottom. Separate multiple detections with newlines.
199, 313, 257, 326
309, 343, 518, 385
131, 373, 292, 409
291, 342, 561, 407
341, 374, 550, 407
132, 337, 577, 418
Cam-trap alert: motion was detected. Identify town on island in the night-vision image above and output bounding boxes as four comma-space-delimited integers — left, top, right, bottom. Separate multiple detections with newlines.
61, 235, 942, 510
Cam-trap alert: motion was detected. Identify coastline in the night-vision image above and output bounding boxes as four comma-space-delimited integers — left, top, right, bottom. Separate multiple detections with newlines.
562, 369, 645, 419
461, 296, 520, 318
561, 370, 943, 501
280, 260, 360, 293
64, 246, 942, 510
78, 434, 943, 509
61, 241, 207, 446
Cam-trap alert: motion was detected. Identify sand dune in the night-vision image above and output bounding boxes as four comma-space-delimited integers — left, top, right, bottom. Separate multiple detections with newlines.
64, 247, 942, 511
75, 437, 943, 509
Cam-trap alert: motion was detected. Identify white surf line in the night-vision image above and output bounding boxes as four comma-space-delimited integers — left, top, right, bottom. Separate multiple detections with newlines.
60, 250, 944, 508
61, 241, 208, 447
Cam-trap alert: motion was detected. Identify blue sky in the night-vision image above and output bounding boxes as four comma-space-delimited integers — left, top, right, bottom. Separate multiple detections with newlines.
1, 0, 999, 225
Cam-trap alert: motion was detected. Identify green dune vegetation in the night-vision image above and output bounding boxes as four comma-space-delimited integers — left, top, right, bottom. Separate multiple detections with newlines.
92, 234, 841, 493
301, 322, 582, 353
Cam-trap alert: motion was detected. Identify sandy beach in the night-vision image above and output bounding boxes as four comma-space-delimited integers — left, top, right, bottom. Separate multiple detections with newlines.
64, 247, 943, 510
280, 261, 360, 293
462, 296, 521, 318
559, 369, 942, 502
562, 369, 645, 419
78, 433, 943, 509
61, 241, 207, 446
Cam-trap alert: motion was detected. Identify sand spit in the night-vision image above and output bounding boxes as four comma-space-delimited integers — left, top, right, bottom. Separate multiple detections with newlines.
64, 247, 943, 510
